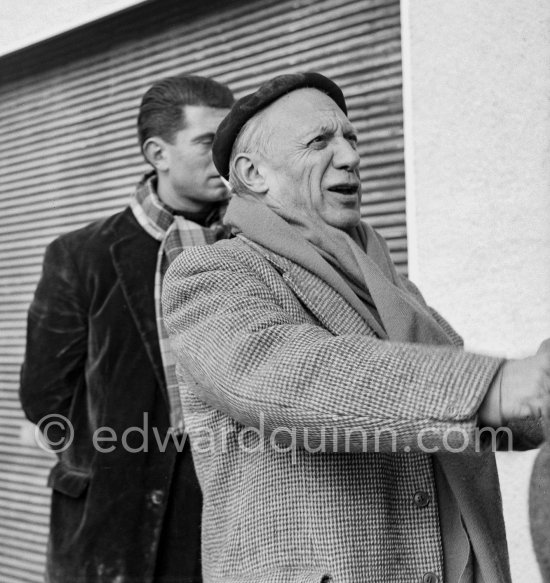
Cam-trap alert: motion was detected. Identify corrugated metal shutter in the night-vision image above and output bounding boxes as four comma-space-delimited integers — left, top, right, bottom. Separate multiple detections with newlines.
0, 0, 404, 579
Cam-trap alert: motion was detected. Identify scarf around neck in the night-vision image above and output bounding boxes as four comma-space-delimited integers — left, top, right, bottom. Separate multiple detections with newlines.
224, 194, 455, 347
131, 172, 228, 433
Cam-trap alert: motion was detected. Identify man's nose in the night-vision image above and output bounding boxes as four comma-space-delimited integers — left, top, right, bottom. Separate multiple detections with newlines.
333, 138, 360, 171
208, 148, 218, 171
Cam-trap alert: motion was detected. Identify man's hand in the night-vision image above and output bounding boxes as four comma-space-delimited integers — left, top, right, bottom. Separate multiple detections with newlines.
479, 338, 550, 427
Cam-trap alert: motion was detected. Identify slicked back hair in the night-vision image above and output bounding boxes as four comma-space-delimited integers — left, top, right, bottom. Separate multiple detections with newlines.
137, 74, 234, 156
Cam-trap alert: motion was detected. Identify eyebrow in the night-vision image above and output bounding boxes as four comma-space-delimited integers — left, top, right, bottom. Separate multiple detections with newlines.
300, 123, 333, 143
315, 123, 337, 136
305, 121, 358, 141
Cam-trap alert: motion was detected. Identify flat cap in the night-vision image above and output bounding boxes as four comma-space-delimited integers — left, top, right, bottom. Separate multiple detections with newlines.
212, 72, 348, 180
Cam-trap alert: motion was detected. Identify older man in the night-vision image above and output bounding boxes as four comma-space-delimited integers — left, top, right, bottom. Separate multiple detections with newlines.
530, 415, 550, 582
162, 73, 549, 583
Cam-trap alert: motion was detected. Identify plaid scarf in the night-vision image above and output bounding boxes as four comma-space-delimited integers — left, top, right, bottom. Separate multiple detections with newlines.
130, 172, 227, 434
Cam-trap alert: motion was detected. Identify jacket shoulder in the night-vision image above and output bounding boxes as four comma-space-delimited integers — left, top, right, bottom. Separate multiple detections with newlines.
163, 238, 288, 317
50, 207, 137, 251
38, 208, 148, 281
166, 237, 273, 281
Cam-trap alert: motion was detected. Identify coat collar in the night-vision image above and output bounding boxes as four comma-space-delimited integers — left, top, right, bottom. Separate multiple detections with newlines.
109, 210, 168, 397
245, 239, 381, 339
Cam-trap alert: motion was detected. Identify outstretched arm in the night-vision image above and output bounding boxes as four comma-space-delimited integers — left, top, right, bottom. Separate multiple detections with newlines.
163, 243, 505, 453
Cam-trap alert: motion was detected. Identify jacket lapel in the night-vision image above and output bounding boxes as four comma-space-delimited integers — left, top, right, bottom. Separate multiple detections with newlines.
110, 219, 168, 396
264, 252, 380, 338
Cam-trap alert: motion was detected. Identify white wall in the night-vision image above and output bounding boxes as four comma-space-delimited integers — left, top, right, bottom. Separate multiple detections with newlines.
401, 1, 550, 581
0, 0, 146, 56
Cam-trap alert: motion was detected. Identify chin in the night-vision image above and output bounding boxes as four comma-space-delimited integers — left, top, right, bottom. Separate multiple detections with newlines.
327, 212, 361, 232
207, 188, 230, 202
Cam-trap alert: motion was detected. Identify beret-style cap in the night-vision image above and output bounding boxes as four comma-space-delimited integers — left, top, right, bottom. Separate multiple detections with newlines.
212, 72, 348, 180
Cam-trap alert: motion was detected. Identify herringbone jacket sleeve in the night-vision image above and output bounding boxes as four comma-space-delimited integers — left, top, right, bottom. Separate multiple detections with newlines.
400, 274, 543, 450
162, 241, 503, 452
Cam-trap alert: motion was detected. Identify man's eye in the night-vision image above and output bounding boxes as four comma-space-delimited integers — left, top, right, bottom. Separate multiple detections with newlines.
198, 141, 213, 151
309, 135, 326, 147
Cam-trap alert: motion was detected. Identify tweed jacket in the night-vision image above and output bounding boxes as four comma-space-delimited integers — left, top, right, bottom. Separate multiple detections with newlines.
530, 419, 550, 582
162, 235, 514, 583
20, 208, 202, 583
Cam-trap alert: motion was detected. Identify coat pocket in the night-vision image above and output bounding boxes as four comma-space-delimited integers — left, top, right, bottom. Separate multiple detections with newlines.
47, 462, 90, 498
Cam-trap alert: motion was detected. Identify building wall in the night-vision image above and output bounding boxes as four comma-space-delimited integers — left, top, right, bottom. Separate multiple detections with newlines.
401, 1, 550, 581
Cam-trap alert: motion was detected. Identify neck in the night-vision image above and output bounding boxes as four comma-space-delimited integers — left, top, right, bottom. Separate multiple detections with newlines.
157, 178, 213, 214
174, 206, 215, 227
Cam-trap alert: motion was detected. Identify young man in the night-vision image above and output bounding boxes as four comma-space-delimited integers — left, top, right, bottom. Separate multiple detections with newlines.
20, 75, 234, 583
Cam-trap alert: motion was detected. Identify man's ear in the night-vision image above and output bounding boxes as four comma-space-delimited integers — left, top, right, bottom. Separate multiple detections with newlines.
143, 137, 169, 172
233, 153, 268, 194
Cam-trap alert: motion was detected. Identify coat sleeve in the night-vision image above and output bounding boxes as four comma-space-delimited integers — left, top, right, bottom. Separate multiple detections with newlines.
19, 237, 88, 427
399, 274, 544, 450
162, 244, 504, 453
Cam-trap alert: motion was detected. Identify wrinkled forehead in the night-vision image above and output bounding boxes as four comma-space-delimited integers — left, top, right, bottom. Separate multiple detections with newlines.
260, 87, 351, 134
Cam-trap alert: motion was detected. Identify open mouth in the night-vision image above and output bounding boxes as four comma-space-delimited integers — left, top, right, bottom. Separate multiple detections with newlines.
327, 184, 359, 195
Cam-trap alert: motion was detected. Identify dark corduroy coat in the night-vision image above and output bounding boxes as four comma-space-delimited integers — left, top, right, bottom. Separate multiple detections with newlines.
20, 208, 202, 583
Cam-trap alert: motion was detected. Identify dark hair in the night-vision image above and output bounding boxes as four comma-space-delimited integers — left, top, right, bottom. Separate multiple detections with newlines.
137, 74, 234, 152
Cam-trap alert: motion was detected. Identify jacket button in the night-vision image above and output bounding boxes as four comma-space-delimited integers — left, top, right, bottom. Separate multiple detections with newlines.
422, 573, 439, 583
413, 491, 431, 508
150, 490, 164, 506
